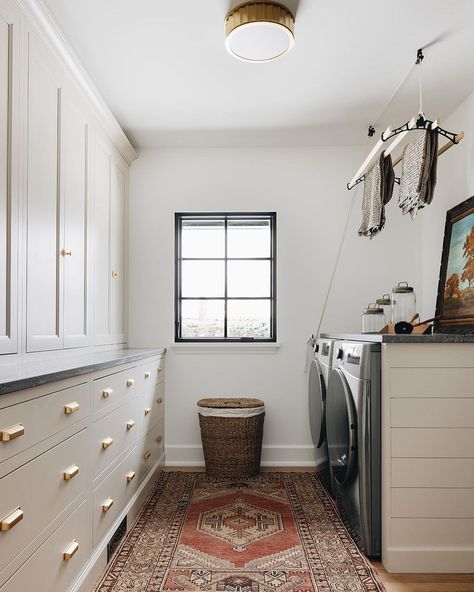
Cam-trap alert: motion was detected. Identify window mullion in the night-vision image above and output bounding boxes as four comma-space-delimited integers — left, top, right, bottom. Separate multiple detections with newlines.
224, 217, 228, 338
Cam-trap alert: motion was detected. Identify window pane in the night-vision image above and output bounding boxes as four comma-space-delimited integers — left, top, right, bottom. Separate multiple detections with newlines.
227, 261, 271, 297
227, 219, 271, 258
181, 300, 224, 338
182, 220, 225, 258
182, 261, 225, 297
228, 300, 271, 338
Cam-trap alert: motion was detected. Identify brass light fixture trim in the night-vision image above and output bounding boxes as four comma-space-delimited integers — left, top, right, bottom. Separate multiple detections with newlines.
225, 2, 295, 63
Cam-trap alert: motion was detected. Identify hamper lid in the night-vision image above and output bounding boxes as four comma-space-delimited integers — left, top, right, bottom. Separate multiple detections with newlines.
197, 397, 264, 409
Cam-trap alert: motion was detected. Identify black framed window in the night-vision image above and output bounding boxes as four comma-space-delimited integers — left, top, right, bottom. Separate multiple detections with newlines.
175, 212, 276, 342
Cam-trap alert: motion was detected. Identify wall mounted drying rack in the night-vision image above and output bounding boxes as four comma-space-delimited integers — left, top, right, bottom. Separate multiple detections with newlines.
347, 115, 464, 190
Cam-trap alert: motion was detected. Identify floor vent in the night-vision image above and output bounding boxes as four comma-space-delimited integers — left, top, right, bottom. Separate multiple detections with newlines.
107, 516, 127, 561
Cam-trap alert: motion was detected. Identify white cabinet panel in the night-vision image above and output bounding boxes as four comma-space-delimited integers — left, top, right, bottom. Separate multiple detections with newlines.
110, 158, 127, 343
61, 94, 89, 348
0, 1, 19, 355
26, 32, 62, 352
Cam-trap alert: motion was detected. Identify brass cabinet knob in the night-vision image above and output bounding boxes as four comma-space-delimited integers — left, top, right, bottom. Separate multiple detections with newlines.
61, 249, 72, 257
126, 378, 135, 387
157, 397, 163, 404
63, 540, 79, 560
102, 498, 114, 512
63, 465, 79, 481
126, 420, 135, 431
156, 436, 163, 444
64, 402, 80, 415
157, 367, 163, 373
0, 507, 23, 531
144, 451, 151, 460
101, 437, 113, 449
144, 371, 151, 379
144, 407, 151, 416
0, 424, 24, 442
126, 471, 135, 483
112, 271, 119, 278
102, 388, 114, 399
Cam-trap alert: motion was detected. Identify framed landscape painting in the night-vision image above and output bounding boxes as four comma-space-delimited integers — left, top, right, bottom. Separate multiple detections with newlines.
435, 195, 474, 333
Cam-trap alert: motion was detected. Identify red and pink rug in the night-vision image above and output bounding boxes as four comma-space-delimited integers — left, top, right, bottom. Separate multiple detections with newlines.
95, 472, 385, 591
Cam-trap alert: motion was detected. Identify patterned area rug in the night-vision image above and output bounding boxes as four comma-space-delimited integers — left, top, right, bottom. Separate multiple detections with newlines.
95, 472, 385, 591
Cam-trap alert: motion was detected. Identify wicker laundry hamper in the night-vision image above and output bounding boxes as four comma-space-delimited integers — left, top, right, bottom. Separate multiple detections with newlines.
197, 398, 265, 479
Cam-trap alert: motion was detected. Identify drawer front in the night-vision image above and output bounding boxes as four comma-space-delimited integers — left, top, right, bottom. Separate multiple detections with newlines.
140, 382, 164, 434
93, 445, 139, 547
91, 398, 140, 480
1, 499, 90, 592
136, 357, 164, 391
93, 366, 139, 414
0, 382, 89, 465
0, 429, 87, 572
138, 420, 164, 483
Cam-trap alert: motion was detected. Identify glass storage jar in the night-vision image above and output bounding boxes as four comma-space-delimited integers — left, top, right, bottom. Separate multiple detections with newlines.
362, 304, 386, 334
376, 294, 392, 324
391, 281, 416, 324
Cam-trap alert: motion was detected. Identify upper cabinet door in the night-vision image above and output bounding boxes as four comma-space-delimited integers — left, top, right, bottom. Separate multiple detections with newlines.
26, 32, 63, 352
62, 93, 89, 349
93, 134, 113, 346
0, 1, 19, 355
110, 156, 128, 344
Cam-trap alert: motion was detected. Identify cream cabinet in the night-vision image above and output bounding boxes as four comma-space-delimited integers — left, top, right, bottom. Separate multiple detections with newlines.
0, 0, 20, 355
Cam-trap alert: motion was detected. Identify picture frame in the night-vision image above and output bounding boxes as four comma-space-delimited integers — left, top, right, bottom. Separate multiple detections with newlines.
435, 195, 474, 333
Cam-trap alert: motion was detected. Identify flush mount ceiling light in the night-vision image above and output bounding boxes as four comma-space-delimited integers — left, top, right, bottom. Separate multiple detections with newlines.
225, 2, 295, 63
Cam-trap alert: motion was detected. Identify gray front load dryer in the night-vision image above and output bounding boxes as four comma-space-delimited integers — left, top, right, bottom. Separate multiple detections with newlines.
326, 340, 381, 557
308, 338, 334, 497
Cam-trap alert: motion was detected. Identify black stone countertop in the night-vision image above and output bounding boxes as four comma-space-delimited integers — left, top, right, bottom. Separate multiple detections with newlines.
320, 333, 474, 343
0, 348, 166, 395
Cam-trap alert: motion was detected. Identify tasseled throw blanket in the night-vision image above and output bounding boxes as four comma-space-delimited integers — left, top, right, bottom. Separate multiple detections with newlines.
358, 152, 395, 238
398, 129, 438, 218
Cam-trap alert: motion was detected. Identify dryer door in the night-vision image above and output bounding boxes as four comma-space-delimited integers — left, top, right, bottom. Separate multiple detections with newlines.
308, 359, 326, 448
326, 367, 357, 486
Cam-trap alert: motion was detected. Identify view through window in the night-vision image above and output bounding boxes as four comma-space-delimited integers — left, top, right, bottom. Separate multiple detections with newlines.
175, 213, 276, 341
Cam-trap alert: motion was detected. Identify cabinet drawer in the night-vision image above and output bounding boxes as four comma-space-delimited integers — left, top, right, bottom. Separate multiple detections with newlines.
0, 499, 90, 592
0, 429, 87, 572
92, 445, 139, 547
93, 366, 138, 414
137, 358, 164, 391
138, 420, 164, 483
91, 398, 139, 481
140, 382, 164, 434
0, 382, 89, 465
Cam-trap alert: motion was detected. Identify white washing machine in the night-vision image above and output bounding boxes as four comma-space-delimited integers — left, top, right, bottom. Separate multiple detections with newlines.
326, 340, 381, 557
308, 337, 335, 497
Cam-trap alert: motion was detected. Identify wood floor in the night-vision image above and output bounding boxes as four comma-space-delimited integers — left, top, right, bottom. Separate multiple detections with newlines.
164, 467, 474, 592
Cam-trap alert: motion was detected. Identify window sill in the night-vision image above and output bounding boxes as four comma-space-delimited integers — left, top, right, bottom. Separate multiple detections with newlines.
171, 342, 281, 355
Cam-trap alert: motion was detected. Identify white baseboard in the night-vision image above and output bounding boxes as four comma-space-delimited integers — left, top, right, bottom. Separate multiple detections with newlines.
165, 445, 326, 468
383, 547, 474, 573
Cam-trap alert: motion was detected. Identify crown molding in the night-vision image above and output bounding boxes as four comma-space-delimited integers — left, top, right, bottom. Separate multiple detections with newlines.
18, 0, 137, 165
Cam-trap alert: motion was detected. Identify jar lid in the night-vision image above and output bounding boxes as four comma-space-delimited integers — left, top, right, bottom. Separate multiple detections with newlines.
376, 293, 391, 305
393, 281, 414, 293
364, 303, 384, 314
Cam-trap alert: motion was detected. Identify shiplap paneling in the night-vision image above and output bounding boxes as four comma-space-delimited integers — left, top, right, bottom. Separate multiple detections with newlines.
391, 427, 474, 458
391, 397, 474, 427
391, 458, 474, 488
391, 488, 474, 518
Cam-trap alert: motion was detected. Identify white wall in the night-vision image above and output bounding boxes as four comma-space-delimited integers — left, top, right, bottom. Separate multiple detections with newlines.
128, 146, 422, 466
421, 92, 474, 317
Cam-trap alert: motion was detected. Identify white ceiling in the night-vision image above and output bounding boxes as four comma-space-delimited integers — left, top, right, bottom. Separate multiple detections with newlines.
42, 0, 474, 148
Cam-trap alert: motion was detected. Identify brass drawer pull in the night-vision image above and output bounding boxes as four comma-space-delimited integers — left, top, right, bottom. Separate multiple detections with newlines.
1, 507, 23, 531
102, 498, 114, 512
157, 367, 163, 373
0, 424, 24, 442
63, 540, 79, 560
156, 435, 163, 444
112, 271, 119, 278
126, 378, 135, 387
63, 465, 79, 480
64, 402, 80, 415
157, 397, 163, 404
102, 388, 114, 399
144, 371, 151, 379
102, 437, 114, 449
126, 471, 136, 482
61, 249, 72, 257
144, 407, 151, 416
126, 420, 135, 431
144, 451, 151, 460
